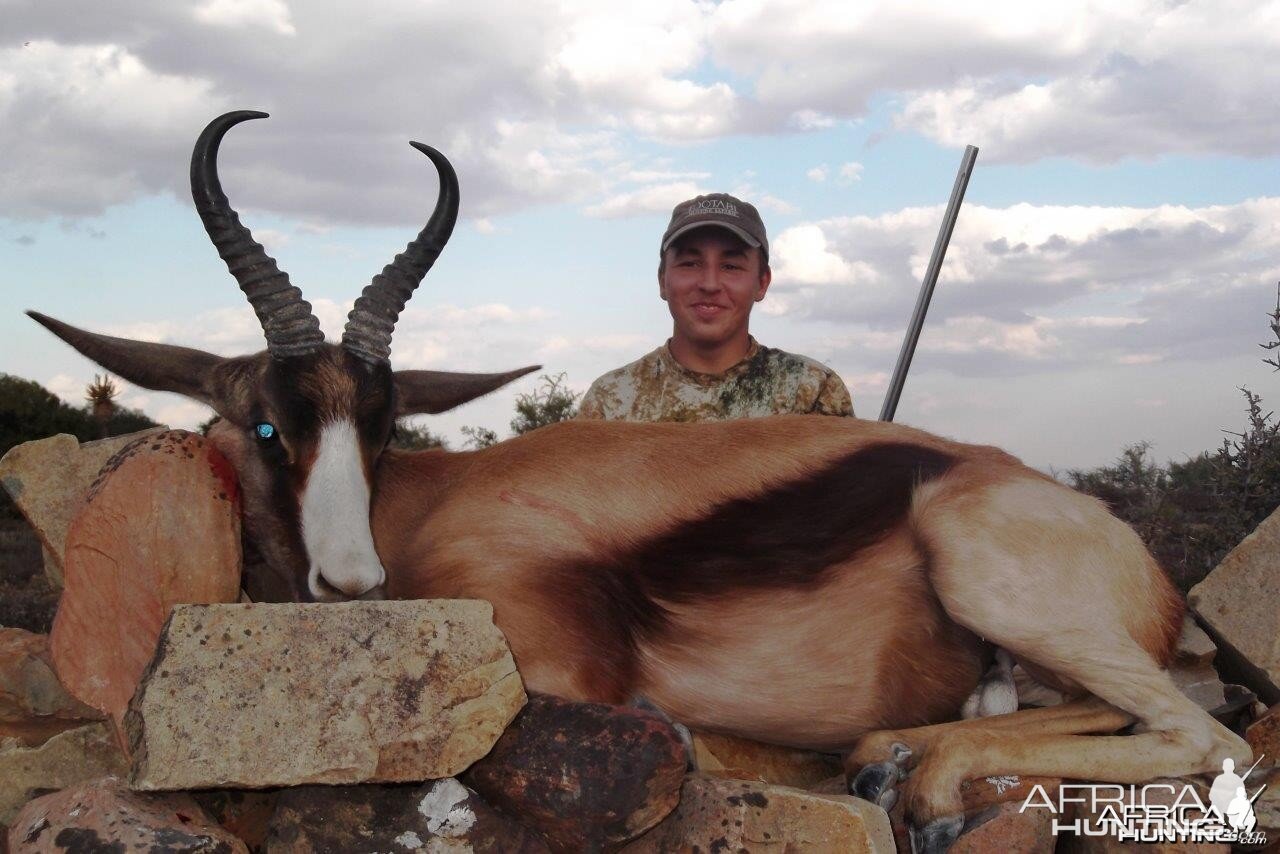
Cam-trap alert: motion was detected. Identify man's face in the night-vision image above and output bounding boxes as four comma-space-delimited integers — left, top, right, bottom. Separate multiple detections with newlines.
659, 228, 771, 350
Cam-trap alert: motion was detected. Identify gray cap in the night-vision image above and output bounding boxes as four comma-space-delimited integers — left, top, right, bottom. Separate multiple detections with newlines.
661, 192, 768, 260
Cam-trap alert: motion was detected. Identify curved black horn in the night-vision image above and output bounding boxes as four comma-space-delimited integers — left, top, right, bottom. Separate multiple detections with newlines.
192, 111, 324, 358
342, 142, 459, 365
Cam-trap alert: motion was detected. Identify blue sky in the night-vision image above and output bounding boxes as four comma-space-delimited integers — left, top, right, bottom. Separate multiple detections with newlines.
3, 0, 1279, 472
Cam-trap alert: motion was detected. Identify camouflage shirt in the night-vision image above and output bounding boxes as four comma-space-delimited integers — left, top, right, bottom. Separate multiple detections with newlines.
577, 338, 854, 422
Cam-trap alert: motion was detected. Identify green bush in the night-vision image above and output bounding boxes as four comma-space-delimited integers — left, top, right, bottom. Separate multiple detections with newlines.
0, 373, 158, 518
510, 373, 579, 435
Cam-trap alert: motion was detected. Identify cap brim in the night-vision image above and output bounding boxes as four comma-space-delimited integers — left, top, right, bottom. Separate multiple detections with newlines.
661, 221, 762, 254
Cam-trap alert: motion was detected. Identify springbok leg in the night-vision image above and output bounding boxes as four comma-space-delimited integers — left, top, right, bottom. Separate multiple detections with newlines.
895, 471, 1253, 852
846, 696, 1131, 813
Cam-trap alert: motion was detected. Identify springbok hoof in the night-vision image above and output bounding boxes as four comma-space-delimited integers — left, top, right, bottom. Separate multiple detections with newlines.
909, 814, 964, 854
849, 741, 911, 808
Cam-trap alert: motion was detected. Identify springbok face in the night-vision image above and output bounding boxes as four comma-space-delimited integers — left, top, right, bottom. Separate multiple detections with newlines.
29, 111, 536, 603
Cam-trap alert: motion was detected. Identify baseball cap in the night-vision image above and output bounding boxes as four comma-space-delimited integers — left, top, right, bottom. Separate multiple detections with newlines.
660, 193, 768, 260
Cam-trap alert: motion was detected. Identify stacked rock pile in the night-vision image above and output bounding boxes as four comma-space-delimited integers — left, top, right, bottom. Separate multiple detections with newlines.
1, 428, 1277, 852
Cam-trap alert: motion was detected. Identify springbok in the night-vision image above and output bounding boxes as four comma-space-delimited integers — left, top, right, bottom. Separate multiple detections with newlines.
30, 111, 1251, 852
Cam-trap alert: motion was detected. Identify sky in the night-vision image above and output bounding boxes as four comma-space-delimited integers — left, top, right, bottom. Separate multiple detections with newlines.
2, 0, 1279, 473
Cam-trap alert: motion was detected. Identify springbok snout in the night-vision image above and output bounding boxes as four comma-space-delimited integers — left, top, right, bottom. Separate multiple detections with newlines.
301, 420, 387, 600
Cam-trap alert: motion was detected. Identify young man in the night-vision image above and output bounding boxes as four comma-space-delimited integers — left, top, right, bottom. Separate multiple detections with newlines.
577, 192, 854, 422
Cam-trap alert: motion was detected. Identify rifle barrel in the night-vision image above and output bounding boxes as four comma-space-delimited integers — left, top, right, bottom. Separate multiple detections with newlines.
878, 145, 979, 422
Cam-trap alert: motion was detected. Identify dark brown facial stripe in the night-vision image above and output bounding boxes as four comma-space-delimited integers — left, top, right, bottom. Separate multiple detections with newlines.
552, 442, 959, 696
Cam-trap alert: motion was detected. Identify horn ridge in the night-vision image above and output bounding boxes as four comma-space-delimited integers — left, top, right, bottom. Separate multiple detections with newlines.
342, 141, 459, 365
191, 110, 324, 358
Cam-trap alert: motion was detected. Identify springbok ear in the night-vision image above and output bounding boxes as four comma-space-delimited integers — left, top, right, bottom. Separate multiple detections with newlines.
393, 365, 540, 415
28, 310, 228, 408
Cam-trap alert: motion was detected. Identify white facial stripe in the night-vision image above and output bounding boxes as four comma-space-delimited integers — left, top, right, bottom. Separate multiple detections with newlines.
300, 420, 386, 598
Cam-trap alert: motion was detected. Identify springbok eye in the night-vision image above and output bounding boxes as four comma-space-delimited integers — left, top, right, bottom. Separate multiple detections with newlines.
254, 422, 278, 441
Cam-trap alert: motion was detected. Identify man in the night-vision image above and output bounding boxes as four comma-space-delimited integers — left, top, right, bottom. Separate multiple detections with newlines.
577, 192, 854, 422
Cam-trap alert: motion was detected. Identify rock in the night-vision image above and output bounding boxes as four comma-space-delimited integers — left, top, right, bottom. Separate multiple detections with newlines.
0, 428, 164, 587
0, 722, 127, 825
621, 774, 895, 853
7, 776, 246, 853
127, 599, 524, 790
260, 778, 549, 853
1252, 767, 1280, 842
1176, 621, 1217, 667
38, 547, 59, 592
1189, 506, 1280, 699
809, 774, 849, 796
1246, 703, 1280, 767
1170, 661, 1228, 712
0, 629, 101, 747
690, 729, 843, 788
1169, 620, 1230, 711
951, 801, 1055, 854
462, 692, 686, 852
49, 430, 242, 743
191, 790, 280, 851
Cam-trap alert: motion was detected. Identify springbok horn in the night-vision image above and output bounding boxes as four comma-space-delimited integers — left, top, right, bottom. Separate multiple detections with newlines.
342, 142, 459, 366
191, 111, 325, 358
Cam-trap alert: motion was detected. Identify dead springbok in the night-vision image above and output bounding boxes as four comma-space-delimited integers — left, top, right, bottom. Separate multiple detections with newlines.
30, 111, 1251, 852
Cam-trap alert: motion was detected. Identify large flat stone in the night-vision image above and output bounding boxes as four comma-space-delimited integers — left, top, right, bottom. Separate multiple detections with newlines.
7, 776, 246, 853
261, 779, 549, 853
620, 774, 895, 853
0, 722, 127, 825
49, 430, 242, 745
0, 429, 164, 587
462, 692, 686, 851
126, 600, 525, 790
1190, 506, 1280, 697
691, 729, 843, 789
1246, 703, 1280, 767
951, 801, 1055, 854
0, 629, 101, 747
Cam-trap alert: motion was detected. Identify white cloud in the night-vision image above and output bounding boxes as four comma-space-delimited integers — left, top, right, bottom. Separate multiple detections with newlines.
772, 224, 862, 285
5, 0, 1278, 226
0, 41, 221, 217
193, 0, 296, 36
710, 0, 1280, 161
772, 196, 1280, 375
584, 181, 708, 219
838, 162, 863, 184
806, 165, 828, 183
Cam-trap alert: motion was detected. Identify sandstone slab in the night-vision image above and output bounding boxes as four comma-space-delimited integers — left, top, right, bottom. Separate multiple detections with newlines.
0, 722, 127, 825
1176, 621, 1218, 667
1245, 703, 1279, 767
463, 692, 685, 852
621, 774, 895, 853
691, 729, 843, 789
0, 428, 164, 587
127, 599, 525, 790
50, 430, 242, 743
0, 629, 100, 747
191, 790, 280, 851
7, 776, 246, 853
1189, 505, 1280, 697
951, 801, 1055, 854
261, 778, 549, 853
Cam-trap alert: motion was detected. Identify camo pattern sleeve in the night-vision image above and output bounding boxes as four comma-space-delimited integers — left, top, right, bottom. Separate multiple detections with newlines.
575, 340, 855, 422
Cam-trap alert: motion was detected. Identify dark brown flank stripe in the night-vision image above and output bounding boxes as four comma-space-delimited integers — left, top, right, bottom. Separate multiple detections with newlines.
552, 441, 958, 699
